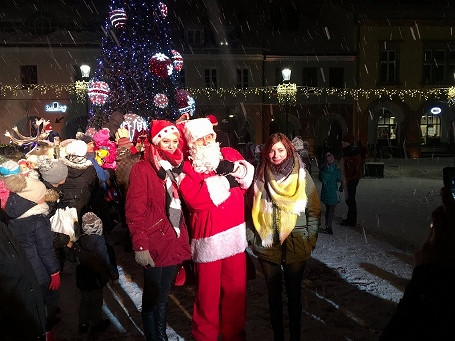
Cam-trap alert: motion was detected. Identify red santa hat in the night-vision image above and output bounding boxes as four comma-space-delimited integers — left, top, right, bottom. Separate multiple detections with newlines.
150, 120, 179, 145
182, 118, 216, 147
206, 114, 218, 126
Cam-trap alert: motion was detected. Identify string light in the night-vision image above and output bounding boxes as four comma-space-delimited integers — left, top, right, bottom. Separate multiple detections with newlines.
1, 83, 451, 102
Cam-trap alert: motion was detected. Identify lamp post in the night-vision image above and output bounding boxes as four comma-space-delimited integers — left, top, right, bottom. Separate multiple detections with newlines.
79, 64, 91, 115
80, 64, 91, 80
277, 68, 297, 137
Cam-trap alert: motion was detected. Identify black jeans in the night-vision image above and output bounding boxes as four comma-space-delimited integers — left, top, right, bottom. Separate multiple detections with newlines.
142, 265, 176, 341
345, 179, 359, 224
324, 203, 337, 228
258, 258, 306, 341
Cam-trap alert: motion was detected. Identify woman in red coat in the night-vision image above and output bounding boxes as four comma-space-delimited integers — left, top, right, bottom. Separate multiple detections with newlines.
125, 120, 191, 341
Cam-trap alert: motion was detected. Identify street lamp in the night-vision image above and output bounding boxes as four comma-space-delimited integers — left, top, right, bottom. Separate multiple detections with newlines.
80, 64, 91, 80
277, 68, 297, 137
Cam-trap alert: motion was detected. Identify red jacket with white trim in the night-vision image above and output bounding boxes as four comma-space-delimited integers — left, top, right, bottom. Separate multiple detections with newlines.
179, 147, 254, 263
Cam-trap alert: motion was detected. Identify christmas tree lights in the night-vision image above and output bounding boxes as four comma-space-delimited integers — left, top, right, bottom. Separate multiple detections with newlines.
87, 0, 189, 128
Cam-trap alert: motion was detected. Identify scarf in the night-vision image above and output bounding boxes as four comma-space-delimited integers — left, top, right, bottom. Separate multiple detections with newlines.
252, 153, 307, 247
144, 143, 183, 237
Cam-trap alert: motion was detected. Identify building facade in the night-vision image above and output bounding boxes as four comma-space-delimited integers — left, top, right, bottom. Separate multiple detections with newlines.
1, 0, 453, 158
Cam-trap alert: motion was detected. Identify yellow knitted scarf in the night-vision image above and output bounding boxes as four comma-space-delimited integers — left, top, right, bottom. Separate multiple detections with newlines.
252, 153, 307, 247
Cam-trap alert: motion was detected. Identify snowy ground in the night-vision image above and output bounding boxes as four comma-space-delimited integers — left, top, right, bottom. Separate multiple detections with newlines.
55, 157, 453, 341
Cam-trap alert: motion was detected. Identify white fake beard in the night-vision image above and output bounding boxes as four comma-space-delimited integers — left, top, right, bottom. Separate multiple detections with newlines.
188, 142, 222, 173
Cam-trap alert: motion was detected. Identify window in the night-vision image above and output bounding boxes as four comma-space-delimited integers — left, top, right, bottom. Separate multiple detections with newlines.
420, 113, 441, 145
21, 65, 38, 88
204, 68, 217, 88
423, 49, 455, 85
379, 49, 398, 84
329, 67, 344, 88
236, 68, 248, 89
302, 67, 317, 87
186, 28, 204, 46
377, 110, 397, 146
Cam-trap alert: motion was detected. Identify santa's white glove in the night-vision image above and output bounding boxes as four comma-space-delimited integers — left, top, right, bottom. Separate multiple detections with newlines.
231, 162, 248, 179
135, 250, 155, 267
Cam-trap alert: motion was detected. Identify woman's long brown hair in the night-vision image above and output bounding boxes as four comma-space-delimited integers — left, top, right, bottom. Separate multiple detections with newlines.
256, 133, 295, 180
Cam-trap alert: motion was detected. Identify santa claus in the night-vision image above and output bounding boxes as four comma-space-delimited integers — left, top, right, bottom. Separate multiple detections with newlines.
178, 117, 254, 341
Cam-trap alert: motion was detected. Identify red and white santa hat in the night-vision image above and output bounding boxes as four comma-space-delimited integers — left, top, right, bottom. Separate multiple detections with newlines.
150, 120, 179, 145
182, 118, 216, 147
206, 114, 218, 126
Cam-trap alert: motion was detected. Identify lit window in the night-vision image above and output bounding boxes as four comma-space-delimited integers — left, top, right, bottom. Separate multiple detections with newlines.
420, 113, 441, 145
377, 110, 397, 146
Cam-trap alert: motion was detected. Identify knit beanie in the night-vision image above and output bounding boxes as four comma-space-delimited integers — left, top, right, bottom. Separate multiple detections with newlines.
182, 118, 216, 147
117, 137, 132, 149
65, 140, 88, 157
82, 212, 103, 235
26, 155, 38, 168
93, 128, 111, 146
0, 160, 21, 177
17, 178, 47, 203
75, 131, 94, 144
37, 155, 68, 184
150, 120, 179, 145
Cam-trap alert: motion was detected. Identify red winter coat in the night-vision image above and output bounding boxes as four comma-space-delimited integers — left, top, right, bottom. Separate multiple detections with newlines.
125, 160, 191, 267
179, 147, 254, 263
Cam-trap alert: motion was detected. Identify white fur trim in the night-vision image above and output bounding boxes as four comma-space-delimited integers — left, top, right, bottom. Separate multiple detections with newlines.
182, 118, 216, 145
205, 175, 231, 206
152, 126, 179, 145
191, 222, 248, 263
234, 159, 254, 189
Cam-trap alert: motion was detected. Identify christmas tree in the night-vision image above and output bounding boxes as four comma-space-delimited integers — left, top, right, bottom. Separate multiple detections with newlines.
87, 0, 195, 129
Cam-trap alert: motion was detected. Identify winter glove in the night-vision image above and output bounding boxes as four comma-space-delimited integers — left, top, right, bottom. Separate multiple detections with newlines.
115, 127, 130, 142
49, 272, 61, 291
225, 174, 239, 188
135, 250, 155, 267
216, 160, 235, 175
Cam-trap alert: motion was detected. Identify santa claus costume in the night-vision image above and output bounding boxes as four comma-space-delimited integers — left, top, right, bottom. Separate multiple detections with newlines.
179, 118, 254, 341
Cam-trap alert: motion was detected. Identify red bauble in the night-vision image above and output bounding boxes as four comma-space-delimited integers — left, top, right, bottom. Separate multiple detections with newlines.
171, 50, 184, 72
149, 53, 173, 79
153, 93, 169, 108
87, 81, 110, 106
176, 89, 196, 117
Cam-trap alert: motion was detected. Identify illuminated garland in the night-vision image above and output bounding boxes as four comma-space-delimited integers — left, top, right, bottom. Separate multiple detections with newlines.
0, 83, 453, 102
